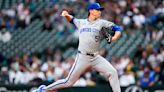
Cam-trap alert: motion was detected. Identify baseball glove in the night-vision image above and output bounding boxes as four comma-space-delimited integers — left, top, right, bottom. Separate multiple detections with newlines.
101, 26, 115, 44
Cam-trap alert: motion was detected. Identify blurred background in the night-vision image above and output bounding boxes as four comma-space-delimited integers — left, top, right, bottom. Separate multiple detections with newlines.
0, 0, 164, 92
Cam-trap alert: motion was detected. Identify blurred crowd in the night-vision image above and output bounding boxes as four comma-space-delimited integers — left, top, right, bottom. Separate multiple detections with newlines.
113, 44, 164, 87
0, 1, 31, 30
0, 0, 164, 87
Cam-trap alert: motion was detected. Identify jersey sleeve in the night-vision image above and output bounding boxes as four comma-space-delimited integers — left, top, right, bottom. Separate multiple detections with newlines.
102, 20, 123, 32
102, 20, 114, 28
70, 18, 81, 28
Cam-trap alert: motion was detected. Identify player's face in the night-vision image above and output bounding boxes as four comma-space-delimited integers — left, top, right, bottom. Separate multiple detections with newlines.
90, 9, 102, 18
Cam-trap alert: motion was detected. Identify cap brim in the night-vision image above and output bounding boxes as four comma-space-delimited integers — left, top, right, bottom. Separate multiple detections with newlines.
96, 7, 104, 11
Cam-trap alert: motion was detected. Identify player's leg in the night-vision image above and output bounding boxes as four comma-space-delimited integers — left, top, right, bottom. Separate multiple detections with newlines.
91, 55, 121, 92
44, 54, 91, 91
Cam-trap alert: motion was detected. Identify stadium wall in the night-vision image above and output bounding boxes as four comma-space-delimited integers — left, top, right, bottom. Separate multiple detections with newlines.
0, 84, 164, 92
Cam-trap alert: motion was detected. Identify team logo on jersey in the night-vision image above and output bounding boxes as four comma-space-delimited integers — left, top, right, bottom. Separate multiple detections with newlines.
80, 28, 99, 33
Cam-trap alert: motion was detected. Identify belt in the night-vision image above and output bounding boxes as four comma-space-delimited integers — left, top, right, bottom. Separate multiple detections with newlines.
78, 51, 95, 57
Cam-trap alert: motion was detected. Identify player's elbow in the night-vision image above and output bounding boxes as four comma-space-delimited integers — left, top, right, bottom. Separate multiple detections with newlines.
112, 31, 121, 42
108, 68, 118, 78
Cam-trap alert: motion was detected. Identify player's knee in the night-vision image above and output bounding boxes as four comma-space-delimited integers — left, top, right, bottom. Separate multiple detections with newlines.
110, 68, 118, 77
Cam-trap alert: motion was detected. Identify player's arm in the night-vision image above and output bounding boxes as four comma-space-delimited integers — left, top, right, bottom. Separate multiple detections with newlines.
61, 10, 81, 28
111, 25, 122, 42
61, 10, 73, 22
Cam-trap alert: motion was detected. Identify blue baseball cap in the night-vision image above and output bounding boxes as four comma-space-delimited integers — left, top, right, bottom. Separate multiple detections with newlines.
88, 3, 104, 11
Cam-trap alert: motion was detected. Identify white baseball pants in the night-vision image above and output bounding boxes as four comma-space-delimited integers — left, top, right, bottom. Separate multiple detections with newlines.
45, 53, 121, 92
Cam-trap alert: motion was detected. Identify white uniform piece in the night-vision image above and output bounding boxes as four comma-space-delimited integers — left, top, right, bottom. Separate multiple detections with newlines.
77, 18, 113, 53
46, 18, 121, 92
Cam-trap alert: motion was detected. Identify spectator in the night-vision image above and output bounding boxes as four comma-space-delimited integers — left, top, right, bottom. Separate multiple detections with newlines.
6, 18, 17, 30
30, 63, 46, 84
17, 4, 30, 28
42, 19, 53, 31
0, 19, 6, 30
8, 56, 21, 83
132, 9, 146, 28
14, 65, 31, 84
45, 61, 55, 82
139, 50, 148, 69
0, 67, 9, 84
119, 68, 135, 87
119, 59, 137, 87
147, 49, 161, 70
0, 30, 11, 43
53, 60, 64, 80
152, 28, 163, 40
84, 72, 96, 86
138, 66, 155, 86
2, 7, 16, 18
112, 55, 130, 76
122, 13, 132, 27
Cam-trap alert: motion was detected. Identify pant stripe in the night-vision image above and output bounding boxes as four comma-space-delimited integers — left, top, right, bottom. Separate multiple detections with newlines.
48, 54, 79, 89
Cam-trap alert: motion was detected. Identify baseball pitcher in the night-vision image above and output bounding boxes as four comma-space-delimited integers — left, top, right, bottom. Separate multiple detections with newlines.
34, 2, 122, 92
